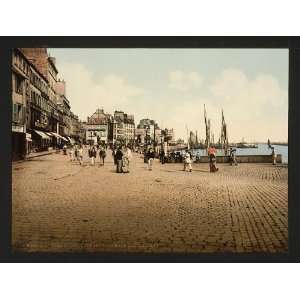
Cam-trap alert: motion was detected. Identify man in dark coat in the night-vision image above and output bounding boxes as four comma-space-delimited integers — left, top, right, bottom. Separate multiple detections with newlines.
115, 147, 123, 173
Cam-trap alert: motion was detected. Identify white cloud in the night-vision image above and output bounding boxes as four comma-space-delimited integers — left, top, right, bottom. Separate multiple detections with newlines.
58, 63, 144, 121
154, 68, 288, 143
168, 70, 203, 91
208, 68, 288, 142
58, 63, 288, 143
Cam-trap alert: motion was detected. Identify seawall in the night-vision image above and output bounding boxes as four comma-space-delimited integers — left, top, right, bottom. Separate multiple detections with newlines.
194, 154, 282, 164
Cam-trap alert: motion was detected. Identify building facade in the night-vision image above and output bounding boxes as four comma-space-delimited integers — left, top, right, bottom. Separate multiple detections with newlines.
113, 111, 135, 146
56, 80, 71, 137
18, 48, 63, 151
12, 49, 28, 159
86, 109, 112, 145
12, 48, 80, 160
135, 119, 160, 149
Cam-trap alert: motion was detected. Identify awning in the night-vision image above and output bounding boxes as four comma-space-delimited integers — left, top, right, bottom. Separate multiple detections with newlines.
68, 137, 76, 144
50, 132, 61, 138
34, 130, 51, 139
49, 132, 67, 141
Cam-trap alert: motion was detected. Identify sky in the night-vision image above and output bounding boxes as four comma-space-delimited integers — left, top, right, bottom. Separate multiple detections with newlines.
49, 48, 288, 143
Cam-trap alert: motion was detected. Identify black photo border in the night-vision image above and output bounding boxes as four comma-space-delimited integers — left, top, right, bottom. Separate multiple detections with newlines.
0, 36, 299, 263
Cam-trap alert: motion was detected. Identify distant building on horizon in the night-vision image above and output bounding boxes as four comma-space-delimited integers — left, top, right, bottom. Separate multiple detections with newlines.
86, 108, 113, 145
85, 108, 135, 146
113, 110, 135, 146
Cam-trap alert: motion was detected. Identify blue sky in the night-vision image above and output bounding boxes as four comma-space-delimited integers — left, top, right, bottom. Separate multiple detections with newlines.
49, 48, 288, 142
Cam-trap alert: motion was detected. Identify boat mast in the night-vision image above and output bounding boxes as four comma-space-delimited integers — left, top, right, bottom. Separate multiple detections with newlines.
186, 124, 190, 150
221, 109, 229, 154
204, 104, 210, 151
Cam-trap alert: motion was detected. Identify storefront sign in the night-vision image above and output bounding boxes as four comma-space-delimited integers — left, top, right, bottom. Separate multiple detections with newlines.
12, 124, 24, 133
87, 124, 107, 131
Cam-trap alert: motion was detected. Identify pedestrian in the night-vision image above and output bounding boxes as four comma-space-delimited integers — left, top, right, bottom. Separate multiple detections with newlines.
144, 148, 148, 164
160, 149, 166, 164
183, 150, 192, 172
112, 147, 117, 165
147, 148, 155, 171
89, 145, 97, 166
63, 144, 67, 155
78, 144, 84, 166
208, 147, 218, 172
99, 146, 106, 166
74, 144, 79, 162
122, 146, 132, 173
271, 147, 277, 165
69, 146, 74, 162
229, 147, 238, 166
115, 147, 123, 173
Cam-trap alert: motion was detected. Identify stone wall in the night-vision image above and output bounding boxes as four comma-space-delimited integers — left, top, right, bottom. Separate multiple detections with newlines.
194, 154, 282, 164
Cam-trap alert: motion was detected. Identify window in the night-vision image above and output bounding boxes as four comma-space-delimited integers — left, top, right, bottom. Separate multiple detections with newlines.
15, 75, 23, 95
32, 91, 35, 104
12, 103, 24, 123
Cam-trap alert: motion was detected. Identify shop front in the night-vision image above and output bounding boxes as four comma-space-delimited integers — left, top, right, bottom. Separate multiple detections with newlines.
32, 129, 51, 152
50, 132, 68, 148
26, 133, 32, 155
12, 130, 26, 160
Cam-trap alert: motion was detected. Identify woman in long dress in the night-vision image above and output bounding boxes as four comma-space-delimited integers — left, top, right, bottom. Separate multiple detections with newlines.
122, 146, 132, 173
183, 150, 192, 172
208, 147, 218, 172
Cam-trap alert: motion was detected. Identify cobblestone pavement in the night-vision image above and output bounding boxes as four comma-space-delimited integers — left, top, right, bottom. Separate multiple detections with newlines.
12, 149, 288, 253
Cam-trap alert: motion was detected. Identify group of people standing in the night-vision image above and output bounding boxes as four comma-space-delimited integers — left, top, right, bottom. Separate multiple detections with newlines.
88, 145, 107, 166
112, 145, 132, 173
182, 146, 237, 173
65, 142, 278, 175
68, 144, 106, 166
68, 144, 84, 165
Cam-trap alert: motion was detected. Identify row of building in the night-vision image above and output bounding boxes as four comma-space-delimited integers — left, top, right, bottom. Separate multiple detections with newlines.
83, 109, 135, 146
83, 109, 176, 152
12, 47, 177, 160
12, 48, 84, 160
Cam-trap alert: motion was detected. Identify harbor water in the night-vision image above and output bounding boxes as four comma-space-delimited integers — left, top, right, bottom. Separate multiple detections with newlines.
189, 143, 288, 164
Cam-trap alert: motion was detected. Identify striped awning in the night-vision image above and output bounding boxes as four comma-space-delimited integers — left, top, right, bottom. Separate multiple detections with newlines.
34, 130, 50, 140
49, 132, 68, 141
51, 132, 61, 138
